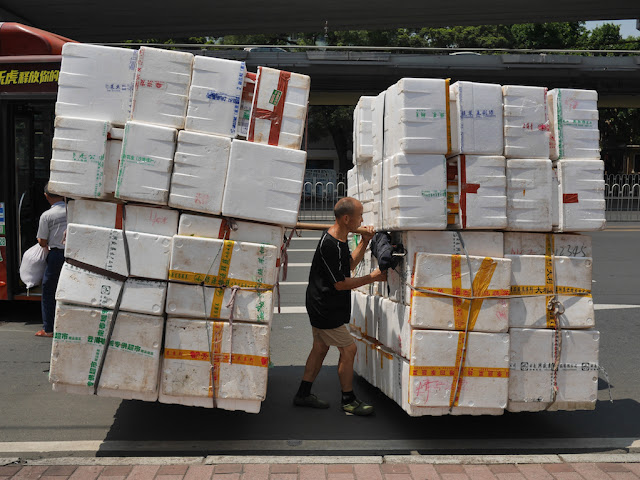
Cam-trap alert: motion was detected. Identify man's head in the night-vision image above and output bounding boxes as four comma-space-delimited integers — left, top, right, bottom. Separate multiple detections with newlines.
44, 183, 63, 204
334, 197, 364, 233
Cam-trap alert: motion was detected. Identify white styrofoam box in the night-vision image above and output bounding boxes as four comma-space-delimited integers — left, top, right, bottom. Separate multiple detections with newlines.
169, 235, 278, 290
178, 214, 284, 260
237, 72, 257, 138
356, 160, 374, 201
446, 158, 460, 227
548, 88, 599, 160
65, 223, 172, 280
352, 331, 376, 387
383, 153, 448, 231
409, 330, 509, 413
67, 200, 179, 236
56, 262, 167, 316
375, 345, 402, 401
552, 165, 560, 229
347, 166, 358, 198
557, 159, 606, 232
165, 282, 272, 323
507, 254, 594, 329
371, 91, 386, 164
115, 121, 177, 205
104, 138, 121, 198
506, 159, 553, 232
378, 298, 411, 358
350, 290, 368, 333
185, 57, 246, 137
221, 140, 306, 227
353, 249, 373, 296
110, 127, 125, 140
247, 66, 310, 150
450, 81, 503, 155
508, 328, 599, 412
355, 96, 374, 162
384, 78, 450, 156
130, 47, 193, 129
447, 155, 507, 229
504, 232, 592, 258
50, 304, 163, 401
410, 253, 511, 333
387, 230, 504, 305
168, 131, 231, 215
160, 318, 270, 413
49, 117, 110, 199
56, 43, 137, 126
502, 85, 549, 159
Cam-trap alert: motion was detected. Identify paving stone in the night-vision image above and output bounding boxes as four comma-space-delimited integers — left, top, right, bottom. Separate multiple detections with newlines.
0, 467, 21, 476
12, 466, 50, 480
495, 473, 526, 480
155, 475, 185, 480
327, 466, 353, 474
101, 467, 132, 478
212, 474, 241, 480
380, 465, 410, 474
606, 473, 638, 480
354, 464, 382, 480
327, 474, 354, 480
515, 464, 554, 480
183, 466, 214, 480
542, 464, 576, 474
436, 465, 466, 475
624, 464, 640, 476
44, 467, 78, 476
213, 466, 242, 475
157, 466, 189, 476
546, 473, 583, 480
269, 475, 297, 480
598, 465, 631, 474
491, 466, 520, 474
270, 465, 298, 474
382, 474, 413, 480
40, 476, 72, 480
569, 464, 612, 480
437, 473, 469, 480
299, 464, 326, 480
460, 465, 494, 480
408, 464, 439, 480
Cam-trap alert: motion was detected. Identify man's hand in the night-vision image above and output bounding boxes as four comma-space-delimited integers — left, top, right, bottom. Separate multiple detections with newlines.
360, 225, 375, 243
369, 268, 387, 282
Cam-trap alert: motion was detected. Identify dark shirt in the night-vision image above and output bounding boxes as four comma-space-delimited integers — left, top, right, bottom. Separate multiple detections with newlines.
305, 230, 351, 329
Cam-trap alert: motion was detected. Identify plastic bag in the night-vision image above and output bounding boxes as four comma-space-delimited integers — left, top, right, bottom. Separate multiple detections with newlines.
19, 244, 49, 289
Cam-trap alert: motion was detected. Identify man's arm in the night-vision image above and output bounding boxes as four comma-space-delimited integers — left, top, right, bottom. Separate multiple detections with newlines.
334, 268, 387, 291
37, 238, 48, 248
350, 227, 374, 270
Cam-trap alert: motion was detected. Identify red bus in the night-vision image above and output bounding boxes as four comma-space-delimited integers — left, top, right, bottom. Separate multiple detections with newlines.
0, 23, 74, 301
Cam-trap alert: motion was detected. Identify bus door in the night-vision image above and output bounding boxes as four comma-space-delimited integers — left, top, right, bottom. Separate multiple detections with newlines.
7, 101, 54, 300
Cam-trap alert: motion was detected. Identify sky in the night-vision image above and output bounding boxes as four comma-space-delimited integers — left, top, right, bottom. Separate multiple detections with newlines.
585, 19, 639, 38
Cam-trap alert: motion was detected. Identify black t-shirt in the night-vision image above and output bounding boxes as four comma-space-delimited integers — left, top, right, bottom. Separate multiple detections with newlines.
305, 230, 351, 329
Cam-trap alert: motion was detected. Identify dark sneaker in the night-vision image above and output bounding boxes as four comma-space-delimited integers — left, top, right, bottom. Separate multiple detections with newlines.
342, 399, 374, 416
293, 394, 330, 409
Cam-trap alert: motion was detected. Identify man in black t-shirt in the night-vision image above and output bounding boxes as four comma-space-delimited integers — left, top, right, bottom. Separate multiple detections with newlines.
294, 197, 386, 416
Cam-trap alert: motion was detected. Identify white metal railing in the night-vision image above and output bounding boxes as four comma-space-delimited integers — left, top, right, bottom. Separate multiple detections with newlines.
298, 181, 347, 221
604, 175, 640, 221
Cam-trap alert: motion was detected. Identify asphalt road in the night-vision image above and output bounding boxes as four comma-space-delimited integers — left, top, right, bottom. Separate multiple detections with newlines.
1, 224, 639, 456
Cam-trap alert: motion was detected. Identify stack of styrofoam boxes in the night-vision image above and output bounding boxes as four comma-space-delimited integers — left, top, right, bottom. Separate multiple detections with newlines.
348, 79, 605, 416
48, 43, 310, 413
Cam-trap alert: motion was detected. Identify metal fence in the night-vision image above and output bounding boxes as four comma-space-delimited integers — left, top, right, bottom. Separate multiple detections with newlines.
605, 174, 640, 221
298, 174, 640, 222
298, 181, 347, 221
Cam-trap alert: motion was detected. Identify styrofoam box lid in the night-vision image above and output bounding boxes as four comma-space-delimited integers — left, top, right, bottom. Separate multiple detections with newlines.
178, 213, 284, 249
56, 43, 137, 126
67, 199, 178, 236
221, 140, 306, 228
504, 232, 592, 257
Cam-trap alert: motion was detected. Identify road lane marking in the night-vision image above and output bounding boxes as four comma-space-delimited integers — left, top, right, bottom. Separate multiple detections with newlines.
274, 306, 307, 314
594, 304, 640, 310
287, 263, 312, 267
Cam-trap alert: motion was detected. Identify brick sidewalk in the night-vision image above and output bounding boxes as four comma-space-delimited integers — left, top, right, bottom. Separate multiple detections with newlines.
2, 462, 640, 480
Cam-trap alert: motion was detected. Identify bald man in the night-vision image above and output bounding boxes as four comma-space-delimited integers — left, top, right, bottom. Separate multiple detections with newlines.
294, 197, 386, 416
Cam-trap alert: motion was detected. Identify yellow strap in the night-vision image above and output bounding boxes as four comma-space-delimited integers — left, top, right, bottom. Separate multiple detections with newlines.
209, 322, 224, 398
545, 234, 555, 328
449, 332, 467, 407
210, 240, 235, 318
510, 285, 591, 296
445, 78, 451, 155
410, 365, 509, 378
164, 348, 269, 368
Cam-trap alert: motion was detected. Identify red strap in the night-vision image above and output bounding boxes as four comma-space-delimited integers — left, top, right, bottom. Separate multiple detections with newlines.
459, 156, 481, 229
563, 193, 579, 203
115, 205, 124, 230
218, 218, 231, 240
247, 68, 291, 146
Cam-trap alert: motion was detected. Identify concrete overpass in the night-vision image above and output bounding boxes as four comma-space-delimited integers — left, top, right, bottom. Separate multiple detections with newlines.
192, 48, 640, 107
1, 1, 638, 42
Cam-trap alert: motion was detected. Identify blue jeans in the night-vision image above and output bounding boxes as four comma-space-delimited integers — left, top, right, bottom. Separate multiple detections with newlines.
41, 249, 64, 332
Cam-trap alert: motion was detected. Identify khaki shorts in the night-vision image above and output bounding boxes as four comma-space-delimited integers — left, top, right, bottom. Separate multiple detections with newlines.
312, 324, 355, 348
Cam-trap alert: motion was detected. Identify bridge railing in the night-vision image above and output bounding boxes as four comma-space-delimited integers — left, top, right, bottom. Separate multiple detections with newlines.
298, 181, 347, 222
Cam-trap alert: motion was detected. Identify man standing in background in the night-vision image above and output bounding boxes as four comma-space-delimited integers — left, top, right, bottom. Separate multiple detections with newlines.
35, 183, 66, 337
